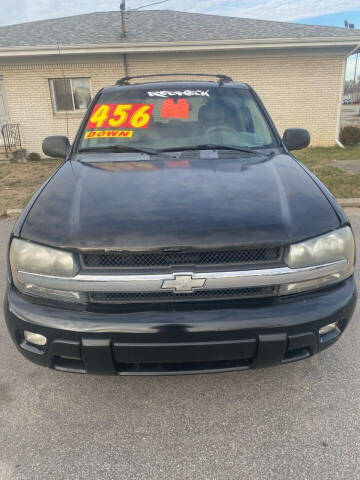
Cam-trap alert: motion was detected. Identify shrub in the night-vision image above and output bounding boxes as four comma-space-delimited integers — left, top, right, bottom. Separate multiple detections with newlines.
340, 126, 360, 146
27, 152, 41, 162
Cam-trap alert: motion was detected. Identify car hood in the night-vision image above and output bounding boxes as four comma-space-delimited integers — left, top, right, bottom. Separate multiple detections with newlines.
20, 153, 340, 250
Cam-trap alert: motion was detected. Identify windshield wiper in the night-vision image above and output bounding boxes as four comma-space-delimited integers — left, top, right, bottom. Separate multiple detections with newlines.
78, 144, 173, 157
161, 144, 273, 157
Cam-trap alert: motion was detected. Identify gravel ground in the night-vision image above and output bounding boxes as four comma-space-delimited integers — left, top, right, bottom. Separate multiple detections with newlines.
0, 211, 359, 480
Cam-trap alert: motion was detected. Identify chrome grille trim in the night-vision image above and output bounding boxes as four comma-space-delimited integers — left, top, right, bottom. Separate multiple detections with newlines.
18, 260, 348, 293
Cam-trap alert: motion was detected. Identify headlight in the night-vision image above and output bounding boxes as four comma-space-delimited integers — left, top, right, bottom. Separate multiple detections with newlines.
10, 238, 79, 277
280, 226, 355, 295
10, 238, 86, 303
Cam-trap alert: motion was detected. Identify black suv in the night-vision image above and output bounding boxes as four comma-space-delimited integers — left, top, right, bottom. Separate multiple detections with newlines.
4, 74, 356, 375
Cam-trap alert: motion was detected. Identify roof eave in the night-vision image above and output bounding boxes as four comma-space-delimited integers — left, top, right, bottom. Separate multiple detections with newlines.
0, 36, 359, 57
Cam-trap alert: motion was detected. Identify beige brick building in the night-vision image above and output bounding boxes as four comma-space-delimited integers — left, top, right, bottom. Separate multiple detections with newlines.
0, 10, 359, 154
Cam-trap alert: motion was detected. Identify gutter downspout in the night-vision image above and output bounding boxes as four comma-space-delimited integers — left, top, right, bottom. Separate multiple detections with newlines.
336, 44, 360, 147
123, 53, 129, 77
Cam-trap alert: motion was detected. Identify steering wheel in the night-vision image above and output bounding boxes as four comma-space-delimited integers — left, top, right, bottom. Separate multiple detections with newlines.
204, 125, 237, 134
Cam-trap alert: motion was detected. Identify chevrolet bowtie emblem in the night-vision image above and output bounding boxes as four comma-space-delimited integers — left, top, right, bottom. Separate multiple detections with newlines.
161, 274, 206, 293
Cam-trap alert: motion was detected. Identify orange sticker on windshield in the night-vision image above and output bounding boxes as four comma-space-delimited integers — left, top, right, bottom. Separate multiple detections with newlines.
86, 103, 153, 129
92, 162, 158, 171
84, 130, 133, 138
161, 99, 189, 119
164, 160, 189, 168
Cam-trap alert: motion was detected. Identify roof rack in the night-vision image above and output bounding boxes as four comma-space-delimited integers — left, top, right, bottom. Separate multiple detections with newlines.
116, 73, 233, 86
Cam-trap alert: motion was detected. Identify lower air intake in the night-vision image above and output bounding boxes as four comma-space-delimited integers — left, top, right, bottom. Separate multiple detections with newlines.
90, 286, 278, 304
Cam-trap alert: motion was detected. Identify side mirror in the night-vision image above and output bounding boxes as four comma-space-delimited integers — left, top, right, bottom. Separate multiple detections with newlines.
283, 128, 310, 151
42, 136, 70, 159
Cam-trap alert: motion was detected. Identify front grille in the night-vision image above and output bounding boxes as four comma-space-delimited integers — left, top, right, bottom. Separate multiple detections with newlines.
90, 286, 278, 304
82, 247, 281, 269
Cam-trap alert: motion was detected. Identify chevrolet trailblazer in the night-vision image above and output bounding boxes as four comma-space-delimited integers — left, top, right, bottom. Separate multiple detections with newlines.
4, 74, 357, 374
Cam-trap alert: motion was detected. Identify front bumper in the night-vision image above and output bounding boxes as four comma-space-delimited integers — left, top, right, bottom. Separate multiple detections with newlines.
4, 277, 357, 375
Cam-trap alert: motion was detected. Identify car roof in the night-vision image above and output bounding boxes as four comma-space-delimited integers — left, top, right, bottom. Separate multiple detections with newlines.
101, 81, 250, 94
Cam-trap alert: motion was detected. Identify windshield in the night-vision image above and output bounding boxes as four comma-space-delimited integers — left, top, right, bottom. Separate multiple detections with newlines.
78, 85, 277, 153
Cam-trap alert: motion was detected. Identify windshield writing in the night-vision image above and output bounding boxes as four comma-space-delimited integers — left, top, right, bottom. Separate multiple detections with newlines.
79, 87, 276, 153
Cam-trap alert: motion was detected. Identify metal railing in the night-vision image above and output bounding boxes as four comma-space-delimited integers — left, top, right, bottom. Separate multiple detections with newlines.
1, 123, 22, 157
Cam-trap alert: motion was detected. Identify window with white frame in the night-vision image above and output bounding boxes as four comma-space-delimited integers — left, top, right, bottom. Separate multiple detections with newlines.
49, 78, 91, 113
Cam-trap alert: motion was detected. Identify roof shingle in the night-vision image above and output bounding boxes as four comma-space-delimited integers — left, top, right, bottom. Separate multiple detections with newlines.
0, 10, 359, 48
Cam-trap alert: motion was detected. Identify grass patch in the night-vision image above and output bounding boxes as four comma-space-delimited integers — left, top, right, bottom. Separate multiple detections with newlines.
0, 160, 62, 216
295, 146, 360, 198
307, 165, 360, 198
296, 145, 360, 164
